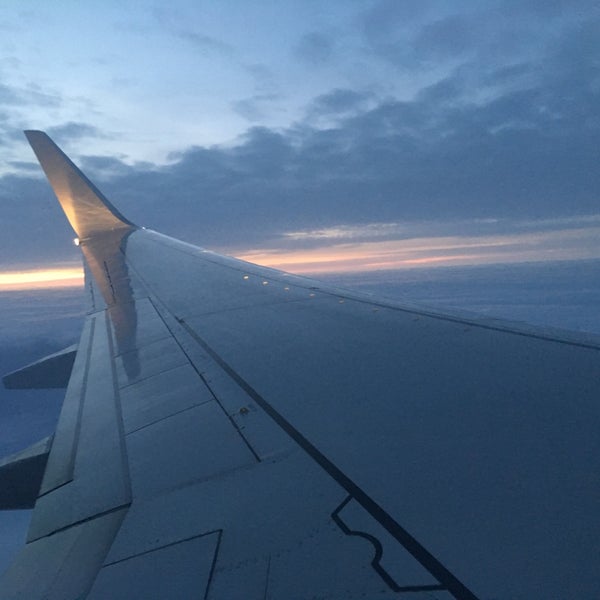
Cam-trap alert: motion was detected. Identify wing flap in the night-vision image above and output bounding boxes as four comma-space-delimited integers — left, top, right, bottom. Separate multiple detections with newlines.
0, 437, 52, 510
3, 344, 77, 390
28, 310, 130, 541
0, 508, 126, 600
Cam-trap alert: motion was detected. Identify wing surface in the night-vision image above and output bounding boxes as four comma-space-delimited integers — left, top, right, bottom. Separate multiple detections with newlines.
1, 132, 599, 599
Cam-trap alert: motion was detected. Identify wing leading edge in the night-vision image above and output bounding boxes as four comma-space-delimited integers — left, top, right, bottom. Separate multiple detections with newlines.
1, 132, 599, 599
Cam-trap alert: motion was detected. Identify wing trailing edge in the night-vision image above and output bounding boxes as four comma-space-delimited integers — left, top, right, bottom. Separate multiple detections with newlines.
0, 437, 52, 509
3, 344, 77, 389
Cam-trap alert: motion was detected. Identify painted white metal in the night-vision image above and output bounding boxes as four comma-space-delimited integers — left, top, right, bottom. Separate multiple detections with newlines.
0, 436, 51, 509
0, 508, 126, 600
87, 532, 220, 600
119, 363, 213, 433
28, 311, 130, 541
126, 228, 600, 599
37, 318, 93, 495
125, 399, 257, 498
2, 343, 77, 389
3, 131, 599, 599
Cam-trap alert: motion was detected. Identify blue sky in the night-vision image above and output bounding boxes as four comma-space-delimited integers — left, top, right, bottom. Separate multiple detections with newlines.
1, 0, 599, 279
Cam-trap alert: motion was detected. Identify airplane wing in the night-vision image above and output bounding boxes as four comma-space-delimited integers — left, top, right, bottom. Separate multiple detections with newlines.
1, 131, 599, 599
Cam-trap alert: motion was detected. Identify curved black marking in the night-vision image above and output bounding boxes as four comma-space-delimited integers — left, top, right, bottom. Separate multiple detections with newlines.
176, 319, 480, 600
332, 496, 446, 594
332, 495, 401, 592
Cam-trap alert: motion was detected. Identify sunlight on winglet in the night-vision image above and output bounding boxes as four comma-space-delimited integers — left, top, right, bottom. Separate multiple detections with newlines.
24, 130, 135, 239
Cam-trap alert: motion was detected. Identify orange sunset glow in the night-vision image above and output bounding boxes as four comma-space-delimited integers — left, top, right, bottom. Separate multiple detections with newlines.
0, 267, 84, 291
238, 227, 600, 274
2, 226, 599, 290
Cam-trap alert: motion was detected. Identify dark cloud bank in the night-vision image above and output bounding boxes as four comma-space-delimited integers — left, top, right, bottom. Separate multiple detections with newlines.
1, 3, 599, 264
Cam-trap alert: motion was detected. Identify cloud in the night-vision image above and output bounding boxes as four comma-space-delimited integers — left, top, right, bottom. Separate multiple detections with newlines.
232, 94, 280, 122
243, 63, 276, 92
413, 14, 478, 61
5, 64, 598, 266
238, 226, 600, 274
360, 0, 598, 75
307, 88, 374, 120
175, 29, 233, 56
0, 287, 85, 576
360, 0, 429, 41
283, 222, 408, 242
0, 83, 21, 106
0, 82, 60, 110
78, 154, 146, 179
2, 6, 598, 269
293, 32, 335, 65
46, 122, 104, 143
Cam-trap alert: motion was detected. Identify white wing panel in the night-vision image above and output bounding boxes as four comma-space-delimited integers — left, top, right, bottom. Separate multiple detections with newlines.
120, 363, 214, 433
121, 228, 600, 599
88, 532, 220, 600
0, 508, 126, 600
126, 400, 257, 498
5, 132, 598, 599
28, 310, 130, 541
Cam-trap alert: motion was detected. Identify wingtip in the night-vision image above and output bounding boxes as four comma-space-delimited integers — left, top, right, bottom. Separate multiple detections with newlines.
24, 129, 46, 139
24, 129, 136, 238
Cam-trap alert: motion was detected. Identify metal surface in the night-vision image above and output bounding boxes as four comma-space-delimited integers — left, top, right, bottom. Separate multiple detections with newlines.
0, 437, 51, 509
87, 531, 221, 600
126, 399, 257, 498
126, 227, 600, 599
24, 130, 134, 238
0, 508, 126, 600
119, 363, 213, 433
2, 131, 599, 599
2, 344, 77, 389
28, 310, 130, 541
37, 318, 94, 495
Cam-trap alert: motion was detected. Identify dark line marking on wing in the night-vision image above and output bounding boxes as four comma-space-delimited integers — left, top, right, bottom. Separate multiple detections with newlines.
146, 297, 262, 464
125, 400, 213, 436
177, 319, 480, 600
101, 528, 222, 569
263, 554, 272, 600
103, 308, 133, 496
204, 529, 223, 600
102, 260, 116, 304
332, 495, 401, 592
29, 502, 130, 542
332, 495, 446, 594
37, 317, 95, 498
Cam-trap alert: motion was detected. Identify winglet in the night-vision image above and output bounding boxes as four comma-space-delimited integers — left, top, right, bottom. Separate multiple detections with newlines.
24, 130, 136, 240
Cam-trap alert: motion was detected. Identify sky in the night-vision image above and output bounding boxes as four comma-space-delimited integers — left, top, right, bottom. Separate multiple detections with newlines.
0, 0, 599, 280
0, 0, 600, 585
